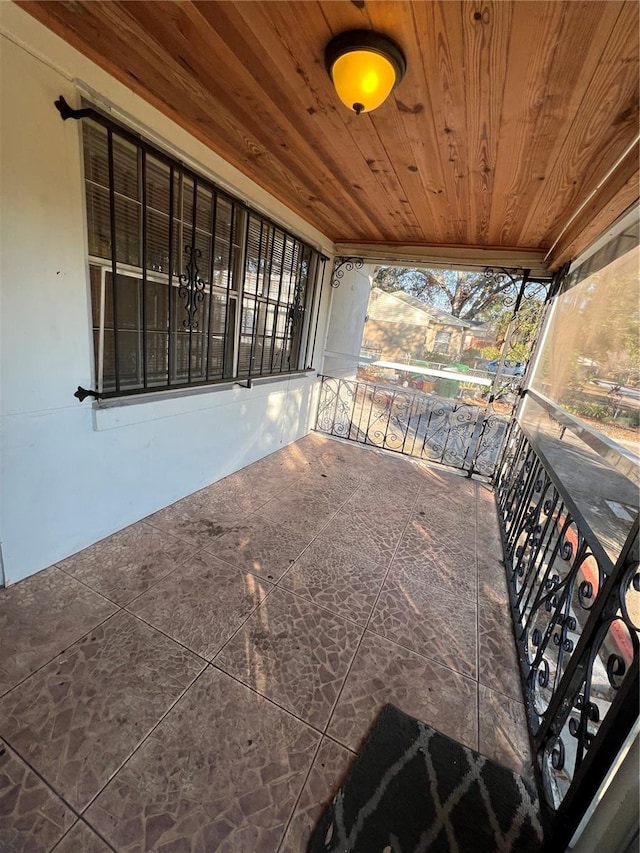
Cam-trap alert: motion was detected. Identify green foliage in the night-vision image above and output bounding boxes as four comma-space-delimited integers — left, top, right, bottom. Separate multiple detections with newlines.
480, 345, 501, 360
565, 401, 640, 428
458, 347, 482, 366
566, 402, 611, 420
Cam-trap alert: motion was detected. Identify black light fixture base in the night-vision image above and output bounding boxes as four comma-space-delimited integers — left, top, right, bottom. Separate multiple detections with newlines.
324, 29, 407, 88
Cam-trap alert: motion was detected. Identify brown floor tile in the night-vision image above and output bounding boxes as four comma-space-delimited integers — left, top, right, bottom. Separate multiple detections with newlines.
0, 740, 75, 852
128, 552, 272, 658
478, 554, 510, 605
57, 522, 197, 606
280, 540, 387, 626
195, 470, 286, 514
216, 588, 363, 730
418, 470, 476, 504
0, 612, 204, 811
255, 491, 341, 536
53, 821, 114, 852
478, 684, 533, 782
359, 455, 427, 492
404, 509, 477, 559
319, 509, 403, 567
86, 667, 320, 853
478, 599, 524, 702
0, 568, 117, 698
369, 575, 477, 678
477, 486, 504, 560
204, 518, 313, 582
144, 493, 242, 550
390, 524, 477, 603
279, 737, 355, 853
327, 631, 478, 752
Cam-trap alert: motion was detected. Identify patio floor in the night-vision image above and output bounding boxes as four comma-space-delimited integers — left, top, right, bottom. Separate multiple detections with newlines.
0, 433, 531, 852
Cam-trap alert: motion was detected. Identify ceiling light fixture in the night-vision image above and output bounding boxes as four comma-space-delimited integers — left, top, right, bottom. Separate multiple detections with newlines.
325, 29, 406, 115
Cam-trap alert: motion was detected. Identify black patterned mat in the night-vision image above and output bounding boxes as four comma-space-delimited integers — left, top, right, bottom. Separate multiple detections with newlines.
308, 704, 544, 853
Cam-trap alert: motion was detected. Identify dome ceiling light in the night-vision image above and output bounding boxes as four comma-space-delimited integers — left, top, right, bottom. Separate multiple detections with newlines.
324, 29, 406, 115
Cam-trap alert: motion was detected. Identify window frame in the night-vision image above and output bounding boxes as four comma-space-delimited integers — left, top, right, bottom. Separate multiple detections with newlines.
432, 329, 452, 355
78, 105, 325, 400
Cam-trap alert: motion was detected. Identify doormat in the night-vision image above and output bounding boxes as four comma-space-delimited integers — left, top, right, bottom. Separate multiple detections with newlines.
308, 704, 544, 853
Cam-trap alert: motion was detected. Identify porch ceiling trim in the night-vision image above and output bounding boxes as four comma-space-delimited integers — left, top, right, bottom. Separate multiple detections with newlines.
333, 242, 549, 277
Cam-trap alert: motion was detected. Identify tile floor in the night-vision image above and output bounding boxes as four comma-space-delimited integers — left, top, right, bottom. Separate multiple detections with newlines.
0, 433, 531, 852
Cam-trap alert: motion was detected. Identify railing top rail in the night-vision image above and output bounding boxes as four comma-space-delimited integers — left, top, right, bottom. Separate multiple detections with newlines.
525, 388, 640, 487
514, 419, 616, 574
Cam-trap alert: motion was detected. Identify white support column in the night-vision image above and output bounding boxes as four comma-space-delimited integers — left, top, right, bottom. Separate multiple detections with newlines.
322, 262, 372, 379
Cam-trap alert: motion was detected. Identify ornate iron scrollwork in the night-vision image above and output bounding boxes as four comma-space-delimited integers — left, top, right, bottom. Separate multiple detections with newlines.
178, 245, 206, 329
331, 256, 364, 288
495, 420, 639, 841
313, 375, 507, 477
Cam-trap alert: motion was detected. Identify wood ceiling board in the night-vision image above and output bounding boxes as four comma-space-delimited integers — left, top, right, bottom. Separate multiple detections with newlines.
121, 1, 379, 239
211, 0, 418, 242
462, 1, 513, 246
411, 1, 472, 245
318, 1, 439, 243
20, 0, 348, 239
496, 2, 626, 247
17, 0, 640, 263
522, 1, 639, 245
364, 1, 462, 244
547, 147, 640, 270
485, 1, 568, 246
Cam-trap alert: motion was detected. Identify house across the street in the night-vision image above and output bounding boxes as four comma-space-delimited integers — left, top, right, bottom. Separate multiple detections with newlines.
363, 287, 493, 363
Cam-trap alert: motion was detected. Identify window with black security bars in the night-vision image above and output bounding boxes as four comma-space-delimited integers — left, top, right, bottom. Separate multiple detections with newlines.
82, 118, 322, 397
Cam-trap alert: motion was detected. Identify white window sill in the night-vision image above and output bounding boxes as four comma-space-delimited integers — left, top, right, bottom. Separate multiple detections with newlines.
92, 370, 317, 430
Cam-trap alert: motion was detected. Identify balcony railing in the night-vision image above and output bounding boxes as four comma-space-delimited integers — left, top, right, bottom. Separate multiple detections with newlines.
314, 375, 509, 478
495, 419, 639, 846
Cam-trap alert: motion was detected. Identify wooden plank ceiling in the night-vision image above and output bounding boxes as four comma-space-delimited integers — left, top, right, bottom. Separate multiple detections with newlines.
20, 0, 640, 268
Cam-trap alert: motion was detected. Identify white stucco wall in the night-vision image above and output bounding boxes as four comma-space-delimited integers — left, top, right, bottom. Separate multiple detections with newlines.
323, 266, 372, 378
0, 6, 334, 585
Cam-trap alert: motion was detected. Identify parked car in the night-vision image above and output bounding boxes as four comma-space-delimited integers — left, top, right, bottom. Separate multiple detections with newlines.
486, 359, 525, 376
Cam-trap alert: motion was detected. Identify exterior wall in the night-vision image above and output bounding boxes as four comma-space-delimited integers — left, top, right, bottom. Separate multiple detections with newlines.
425, 324, 465, 360
323, 267, 371, 378
363, 289, 468, 362
0, 6, 333, 585
362, 319, 427, 362
366, 289, 431, 327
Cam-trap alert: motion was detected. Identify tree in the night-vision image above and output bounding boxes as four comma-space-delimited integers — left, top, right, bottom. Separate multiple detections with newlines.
373, 266, 525, 321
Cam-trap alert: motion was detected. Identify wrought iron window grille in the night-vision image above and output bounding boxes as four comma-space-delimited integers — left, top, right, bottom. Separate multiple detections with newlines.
55, 96, 327, 400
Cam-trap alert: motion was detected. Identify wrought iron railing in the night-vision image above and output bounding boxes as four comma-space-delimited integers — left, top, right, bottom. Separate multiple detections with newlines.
495, 419, 639, 847
314, 375, 510, 478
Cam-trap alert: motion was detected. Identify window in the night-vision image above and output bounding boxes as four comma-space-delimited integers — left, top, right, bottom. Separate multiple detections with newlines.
82, 117, 322, 397
433, 330, 451, 354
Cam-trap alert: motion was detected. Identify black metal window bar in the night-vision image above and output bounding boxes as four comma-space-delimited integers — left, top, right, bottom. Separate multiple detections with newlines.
495, 418, 638, 848
56, 97, 325, 397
